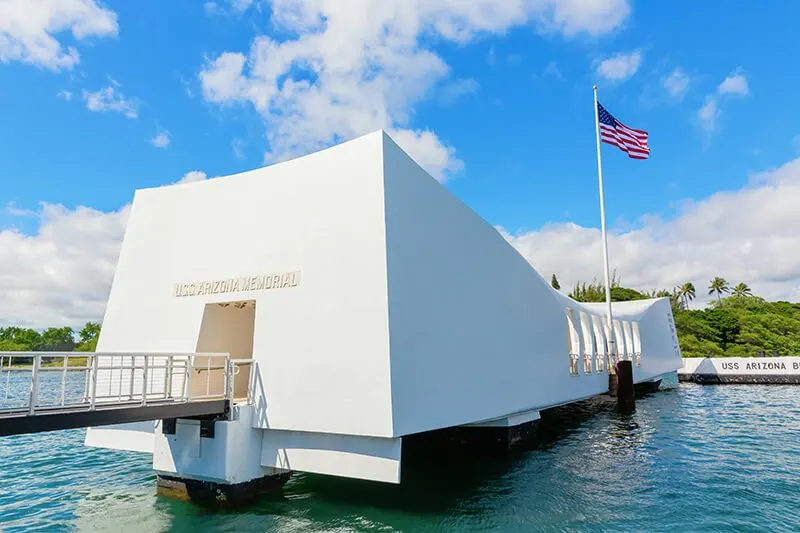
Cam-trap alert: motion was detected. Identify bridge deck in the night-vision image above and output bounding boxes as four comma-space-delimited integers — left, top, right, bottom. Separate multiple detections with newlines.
0, 399, 228, 437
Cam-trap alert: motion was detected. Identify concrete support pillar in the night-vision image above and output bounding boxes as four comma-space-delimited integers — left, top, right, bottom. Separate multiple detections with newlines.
403, 410, 541, 458
615, 360, 635, 413
153, 405, 290, 506
156, 471, 291, 506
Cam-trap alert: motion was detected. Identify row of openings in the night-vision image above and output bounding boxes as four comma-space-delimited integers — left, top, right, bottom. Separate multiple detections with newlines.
566, 308, 642, 376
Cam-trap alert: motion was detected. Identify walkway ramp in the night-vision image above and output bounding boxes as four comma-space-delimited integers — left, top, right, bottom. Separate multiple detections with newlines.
0, 352, 250, 437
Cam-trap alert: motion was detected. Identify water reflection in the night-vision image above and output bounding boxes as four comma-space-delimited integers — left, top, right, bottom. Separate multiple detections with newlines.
3, 375, 800, 532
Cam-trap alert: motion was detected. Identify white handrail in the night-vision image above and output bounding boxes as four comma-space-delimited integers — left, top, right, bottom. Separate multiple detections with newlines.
0, 351, 242, 417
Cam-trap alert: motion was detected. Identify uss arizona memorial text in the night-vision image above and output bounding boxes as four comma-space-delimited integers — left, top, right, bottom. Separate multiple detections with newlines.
174, 271, 300, 297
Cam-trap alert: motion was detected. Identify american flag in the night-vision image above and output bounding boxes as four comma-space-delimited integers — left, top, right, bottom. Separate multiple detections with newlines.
597, 102, 650, 160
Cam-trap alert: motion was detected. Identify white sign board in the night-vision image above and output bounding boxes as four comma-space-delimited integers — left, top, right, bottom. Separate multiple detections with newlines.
680, 357, 800, 384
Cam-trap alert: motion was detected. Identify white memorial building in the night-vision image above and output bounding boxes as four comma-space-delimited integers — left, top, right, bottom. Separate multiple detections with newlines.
85, 130, 682, 500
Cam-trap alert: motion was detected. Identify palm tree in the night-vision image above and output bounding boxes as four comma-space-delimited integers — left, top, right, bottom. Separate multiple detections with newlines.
732, 282, 752, 298
708, 277, 730, 302
671, 287, 685, 311
677, 282, 696, 308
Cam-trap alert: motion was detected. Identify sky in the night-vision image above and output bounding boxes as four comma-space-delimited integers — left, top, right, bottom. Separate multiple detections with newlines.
1, 0, 800, 328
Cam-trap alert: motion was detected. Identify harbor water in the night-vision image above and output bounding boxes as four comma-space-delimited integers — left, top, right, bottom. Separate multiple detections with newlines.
1, 373, 799, 532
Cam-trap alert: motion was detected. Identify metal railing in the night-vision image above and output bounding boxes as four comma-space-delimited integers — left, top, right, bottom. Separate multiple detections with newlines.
568, 352, 580, 376
0, 352, 257, 418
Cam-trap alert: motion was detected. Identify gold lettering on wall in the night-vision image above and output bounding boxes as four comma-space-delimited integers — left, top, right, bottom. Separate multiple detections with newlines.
173, 271, 302, 297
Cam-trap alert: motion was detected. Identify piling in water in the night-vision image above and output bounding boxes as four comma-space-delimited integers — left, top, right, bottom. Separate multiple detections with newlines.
608, 371, 618, 398
616, 360, 635, 413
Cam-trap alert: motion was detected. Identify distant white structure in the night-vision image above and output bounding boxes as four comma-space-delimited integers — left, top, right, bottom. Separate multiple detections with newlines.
85, 130, 682, 496
680, 357, 800, 384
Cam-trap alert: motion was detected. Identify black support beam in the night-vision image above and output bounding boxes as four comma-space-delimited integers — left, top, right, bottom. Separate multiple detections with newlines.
0, 400, 229, 437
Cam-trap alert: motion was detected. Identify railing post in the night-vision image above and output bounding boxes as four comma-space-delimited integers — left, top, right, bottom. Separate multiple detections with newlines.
117, 355, 123, 402
90, 354, 99, 411
248, 361, 256, 405
28, 354, 41, 415
185, 355, 193, 402
61, 354, 68, 406
165, 355, 173, 399
142, 354, 149, 406
128, 354, 135, 399
228, 359, 235, 405
4, 355, 11, 401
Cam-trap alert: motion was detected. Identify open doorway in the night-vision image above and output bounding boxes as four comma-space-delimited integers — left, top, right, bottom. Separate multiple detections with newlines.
193, 300, 255, 402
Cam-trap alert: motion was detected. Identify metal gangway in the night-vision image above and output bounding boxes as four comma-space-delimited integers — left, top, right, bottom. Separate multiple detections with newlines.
0, 352, 254, 437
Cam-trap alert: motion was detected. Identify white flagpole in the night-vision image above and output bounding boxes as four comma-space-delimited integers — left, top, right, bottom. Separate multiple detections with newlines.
593, 85, 616, 366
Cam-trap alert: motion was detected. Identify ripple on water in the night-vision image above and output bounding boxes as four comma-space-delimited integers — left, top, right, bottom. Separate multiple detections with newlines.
1, 376, 800, 532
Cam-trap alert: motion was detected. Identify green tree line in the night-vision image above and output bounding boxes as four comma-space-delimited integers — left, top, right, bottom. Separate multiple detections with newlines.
0, 322, 101, 353
551, 274, 800, 358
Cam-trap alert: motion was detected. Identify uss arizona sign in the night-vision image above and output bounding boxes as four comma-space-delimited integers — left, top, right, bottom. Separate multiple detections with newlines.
679, 357, 800, 384
174, 271, 300, 297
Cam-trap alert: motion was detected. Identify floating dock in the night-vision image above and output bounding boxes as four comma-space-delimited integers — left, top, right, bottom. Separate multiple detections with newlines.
679, 357, 800, 384
3, 130, 683, 505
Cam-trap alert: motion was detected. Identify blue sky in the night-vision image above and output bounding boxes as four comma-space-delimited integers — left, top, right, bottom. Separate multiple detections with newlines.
2, 0, 800, 326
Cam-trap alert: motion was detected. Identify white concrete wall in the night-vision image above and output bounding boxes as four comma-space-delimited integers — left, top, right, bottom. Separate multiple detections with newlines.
153, 405, 283, 484
260, 429, 401, 483
584, 298, 682, 380
382, 134, 611, 437
87, 131, 395, 453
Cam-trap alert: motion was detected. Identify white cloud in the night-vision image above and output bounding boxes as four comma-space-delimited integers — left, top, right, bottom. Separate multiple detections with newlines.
388, 129, 464, 181
697, 96, 718, 132
4, 202, 36, 217
199, 0, 631, 182
229, 0, 256, 12
57, 90, 73, 101
205, 0, 260, 16
174, 171, 208, 185
718, 68, 749, 96
0, 203, 130, 328
697, 68, 749, 134
150, 131, 171, 148
438, 78, 479, 106
0, 0, 117, 71
507, 54, 523, 67
82, 86, 138, 119
596, 50, 642, 82
662, 67, 689, 99
502, 157, 800, 306
232, 138, 246, 160
0, 170, 209, 327
542, 61, 564, 80
487, 45, 497, 67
